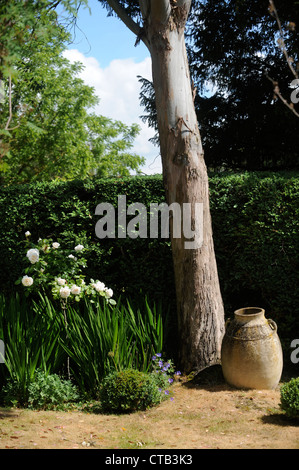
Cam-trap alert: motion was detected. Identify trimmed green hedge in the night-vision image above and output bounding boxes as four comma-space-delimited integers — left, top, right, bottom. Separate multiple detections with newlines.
209, 171, 299, 350
0, 171, 298, 350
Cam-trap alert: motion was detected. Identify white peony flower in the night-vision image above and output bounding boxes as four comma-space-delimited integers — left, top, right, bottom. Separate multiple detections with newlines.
92, 281, 106, 293
74, 244, 84, 252
57, 277, 66, 286
104, 288, 113, 298
60, 286, 71, 299
22, 275, 33, 286
26, 248, 39, 264
25, 231, 31, 237
71, 285, 81, 295
52, 242, 60, 249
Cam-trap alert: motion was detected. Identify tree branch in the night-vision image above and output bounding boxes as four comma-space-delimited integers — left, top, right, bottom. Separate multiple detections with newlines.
269, 0, 298, 80
105, 0, 149, 47
266, 1, 299, 118
265, 71, 299, 118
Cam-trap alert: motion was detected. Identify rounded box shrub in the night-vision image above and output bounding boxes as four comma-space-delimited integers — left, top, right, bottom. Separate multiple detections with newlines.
280, 377, 299, 419
99, 369, 162, 413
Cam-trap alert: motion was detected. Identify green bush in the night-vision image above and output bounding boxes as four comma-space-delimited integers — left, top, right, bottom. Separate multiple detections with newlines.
27, 370, 80, 410
99, 369, 163, 413
280, 377, 299, 419
2, 369, 79, 409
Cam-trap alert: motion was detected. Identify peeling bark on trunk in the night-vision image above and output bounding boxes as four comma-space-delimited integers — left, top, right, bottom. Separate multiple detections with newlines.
145, 4, 225, 373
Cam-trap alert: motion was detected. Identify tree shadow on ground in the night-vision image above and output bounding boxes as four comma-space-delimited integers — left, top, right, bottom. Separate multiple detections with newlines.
261, 413, 299, 427
181, 364, 233, 391
0, 408, 19, 419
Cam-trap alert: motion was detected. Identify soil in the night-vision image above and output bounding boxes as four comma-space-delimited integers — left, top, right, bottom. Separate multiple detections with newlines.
0, 367, 298, 450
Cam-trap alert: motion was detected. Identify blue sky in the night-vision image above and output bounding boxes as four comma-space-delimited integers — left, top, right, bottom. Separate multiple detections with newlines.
63, 0, 162, 174
69, 0, 149, 68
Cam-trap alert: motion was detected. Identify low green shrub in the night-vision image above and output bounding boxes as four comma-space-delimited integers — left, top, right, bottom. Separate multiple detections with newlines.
280, 377, 299, 419
2, 369, 79, 409
27, 369, 80, 410
1, 377, 28, 407
99, 369, 164, 413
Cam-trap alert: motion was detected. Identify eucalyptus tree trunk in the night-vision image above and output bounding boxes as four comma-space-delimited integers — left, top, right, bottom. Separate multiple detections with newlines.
106, 0, 225, 373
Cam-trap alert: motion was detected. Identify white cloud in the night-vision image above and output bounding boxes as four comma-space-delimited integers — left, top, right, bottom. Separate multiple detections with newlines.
62, 49, 162, 174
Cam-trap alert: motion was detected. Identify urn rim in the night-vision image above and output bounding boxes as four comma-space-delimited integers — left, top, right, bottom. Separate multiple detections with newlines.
234, 307, 265, 318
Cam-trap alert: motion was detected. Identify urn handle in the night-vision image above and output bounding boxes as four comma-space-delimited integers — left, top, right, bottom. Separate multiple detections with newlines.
268, 319, 278, 331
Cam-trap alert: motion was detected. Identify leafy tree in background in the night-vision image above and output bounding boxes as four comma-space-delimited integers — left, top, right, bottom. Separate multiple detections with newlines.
0, 0, 82, 92
139, 0, 299, 171
0, 0, 144, 184
187, 0, 299, 170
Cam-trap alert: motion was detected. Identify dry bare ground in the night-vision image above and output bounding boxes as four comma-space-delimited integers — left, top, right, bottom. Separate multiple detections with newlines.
0, 367, 298, 450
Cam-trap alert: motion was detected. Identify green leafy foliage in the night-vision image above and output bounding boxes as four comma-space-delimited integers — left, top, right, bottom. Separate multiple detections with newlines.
209, 171, 299, 346
280, 377, 299, 419
0, 289, 166, 403
27, 369, 80, 410
57, 296, 165, 396
186, 0, 299, 170
0, 292, 66, 403
0, 172, 297, 349
150, 354, 180, 399
99, 369, 163, 413
2, 368, 80, 409
16, 235, 116, 306
0, 0, 144, 183
138, 0, 299, 170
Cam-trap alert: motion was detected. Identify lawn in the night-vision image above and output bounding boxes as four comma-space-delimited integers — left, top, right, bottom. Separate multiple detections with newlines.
0, 368, 298, 450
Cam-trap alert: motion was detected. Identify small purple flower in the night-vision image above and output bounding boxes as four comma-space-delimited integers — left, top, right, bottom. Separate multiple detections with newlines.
175, 371, 181, 376
156, 353, 162, 357
158, 360, 163, 367
152, 355, 156, 361
170, 397, 174, 401
168, 378, 173, 384
158, 388, 162, 392
165, 390, 169, 395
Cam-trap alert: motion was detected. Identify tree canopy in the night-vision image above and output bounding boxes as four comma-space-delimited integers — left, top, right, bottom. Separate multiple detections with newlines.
0, 0, 144, 184
138, 0, 299, 171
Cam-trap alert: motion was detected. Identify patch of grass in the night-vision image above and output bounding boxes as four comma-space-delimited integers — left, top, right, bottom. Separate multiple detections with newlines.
0, 383, 298, 449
